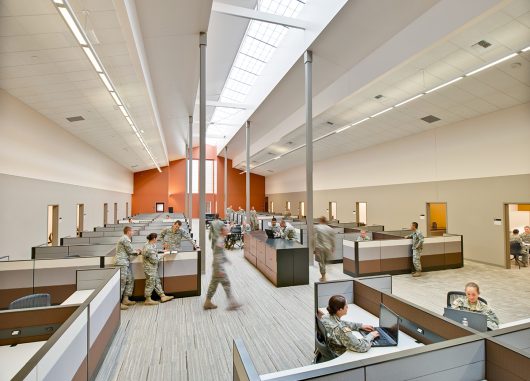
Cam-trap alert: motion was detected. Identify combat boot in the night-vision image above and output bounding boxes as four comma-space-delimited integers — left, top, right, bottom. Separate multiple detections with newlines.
203, 298, 218, 310
160, 294, 174, 303
144, 297, 159, 305
122, 296, 136, 306
120, 303, 129, 310
227, 298, 242, 310
412, 271, 422, 277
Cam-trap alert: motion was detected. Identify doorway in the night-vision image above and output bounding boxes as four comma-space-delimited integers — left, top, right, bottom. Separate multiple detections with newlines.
328, 201, 337, 221
270, 201, 274, 213
156, 202, 164, 213
285, 201, 291, 213
355, 202, 367, 225
126, 202, 129, 218
503, 203, 530, 269
103, 203, 108, 225
47, 205, 59, 246
426, 202, 447, 237
264, 197, 269, 213
299, 201, 305, 218
113, 203, 118, 224
76, 204, 84, 236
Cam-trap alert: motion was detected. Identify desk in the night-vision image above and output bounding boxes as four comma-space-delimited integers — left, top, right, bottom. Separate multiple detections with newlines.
0, 341, 45, 381
61, 289, 94, 305
260, 304, 423, 380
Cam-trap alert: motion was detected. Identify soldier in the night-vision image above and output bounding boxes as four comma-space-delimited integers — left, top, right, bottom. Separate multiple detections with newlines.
404, 222, 424, 277
270, 217, 281, 237
451, 282, 499, 330
114, 226, 140, 310
279, 219, 296, 240
226, 205, 234, 219
159, 220, 195, 251
356, 230, 371, 241
314, 216, 336, 282
510, 229, 526, 267
249, 206, 259, 231
320, 295, 378, 355
519, 226, 530, 266
204, 220, 241, 311
142, 233, 174, 305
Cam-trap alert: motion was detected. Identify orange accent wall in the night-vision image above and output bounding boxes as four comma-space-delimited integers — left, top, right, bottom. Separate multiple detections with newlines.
132, 145, 266, 218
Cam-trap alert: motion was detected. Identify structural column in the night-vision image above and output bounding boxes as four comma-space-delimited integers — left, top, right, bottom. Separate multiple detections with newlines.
199, 32, 207, 274
188, 116, 193, 227
305, 50, 314, 264
184, 142, 188, 218
245, 121, 250, 226
224, 146, 228, 218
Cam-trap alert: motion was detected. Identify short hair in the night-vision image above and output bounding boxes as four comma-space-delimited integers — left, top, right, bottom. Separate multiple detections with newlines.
146, 232, 158, 241
272, 217, 277, 222
524, 226, 530, 229
513, 229, 519, 234
412, 222, 418, 229
173, 220, 182, 226
465, 282, 480, 294
123, 226, 132, 234
319, 216, 327, 224
327, 295, 346, 315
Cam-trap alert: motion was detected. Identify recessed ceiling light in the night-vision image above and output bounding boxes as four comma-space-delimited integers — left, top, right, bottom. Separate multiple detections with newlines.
522, 46, 530, 52
140, 130, 145, 133
118, 105, 128, 117
395, 93, 424, 107
98, 73, 113, 91
57, 6, 87, 45
370, 107, 393, 118
466, 53, 517, 76
110, 91, 122, 106
421, 115, 441, 123
82, 47, 102, 72
425, 76, 463, 93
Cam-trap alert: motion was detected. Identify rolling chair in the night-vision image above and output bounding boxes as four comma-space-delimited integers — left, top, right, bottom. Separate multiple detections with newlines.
225, 225, 243, 250
510, 240, 524, 269
313, 314, 337, 364
446, 291, 487, 308
9, 293, 51, 310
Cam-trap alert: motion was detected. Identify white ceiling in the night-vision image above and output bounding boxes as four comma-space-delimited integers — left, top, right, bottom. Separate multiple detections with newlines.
230, 0, 530, 176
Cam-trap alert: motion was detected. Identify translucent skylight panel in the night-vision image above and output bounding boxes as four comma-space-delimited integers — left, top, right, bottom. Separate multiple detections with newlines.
230, 67, 257, 86
225, 78, 251, 95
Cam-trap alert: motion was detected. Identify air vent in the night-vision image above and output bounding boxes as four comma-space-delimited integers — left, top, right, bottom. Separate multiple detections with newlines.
267, 170, 274, 173
326, 121, 334, 126
131, 165, 138, 168
267, 152, 274, 155
473, 40, 491, 49
421, 115, 441, 123
374, 94, 384, 99
66, 116, 85, 122
251, 160, 257, 164
286, 141, 293, 145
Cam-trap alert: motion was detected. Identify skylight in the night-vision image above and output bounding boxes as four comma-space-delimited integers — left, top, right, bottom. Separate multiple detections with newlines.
210, 0, 306, 127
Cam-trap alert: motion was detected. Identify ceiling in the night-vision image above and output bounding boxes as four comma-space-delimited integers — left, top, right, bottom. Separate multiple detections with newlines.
229, 0, 530, 176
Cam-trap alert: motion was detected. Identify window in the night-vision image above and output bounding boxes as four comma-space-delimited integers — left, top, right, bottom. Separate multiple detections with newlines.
192, 160, 217, 194
156, 202, 164, 212
271, 201, 274, 213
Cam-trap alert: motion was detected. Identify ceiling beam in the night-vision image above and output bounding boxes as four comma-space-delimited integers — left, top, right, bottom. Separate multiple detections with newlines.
212, 2, 306, 30
196, 100, 250, 109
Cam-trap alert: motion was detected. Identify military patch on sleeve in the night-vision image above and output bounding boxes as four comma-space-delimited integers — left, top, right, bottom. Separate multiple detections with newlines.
342, 326, 352, 333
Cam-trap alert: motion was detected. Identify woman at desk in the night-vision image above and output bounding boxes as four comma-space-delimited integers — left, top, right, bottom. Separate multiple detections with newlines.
142, 233, 174, 305
451, 282, 499, 330
321, 295, 379, 355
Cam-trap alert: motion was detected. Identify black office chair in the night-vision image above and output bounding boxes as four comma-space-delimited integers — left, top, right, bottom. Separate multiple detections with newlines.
446, 291, 487, 308
313, 314, 337, 364
510, 240, 524, 269
226, 225, 243, 250
9, 294, 51, 310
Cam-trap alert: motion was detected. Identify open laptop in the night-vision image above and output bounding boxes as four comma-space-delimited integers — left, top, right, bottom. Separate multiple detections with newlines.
265, 229, 277, 239
443, 308, 487, 332
360, 303, 399, 347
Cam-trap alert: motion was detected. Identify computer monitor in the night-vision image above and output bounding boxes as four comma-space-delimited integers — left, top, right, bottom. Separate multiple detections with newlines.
443, 308, 487, 332
379, 303, 399, 343
265, 229, 275, 239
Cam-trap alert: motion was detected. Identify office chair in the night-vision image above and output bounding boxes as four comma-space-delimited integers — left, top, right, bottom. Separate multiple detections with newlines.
225, 225, 243, 250
9, 294, 51, 310
313, 314, 337, 364
510, 241, 524, 269
446, 291, 487, 308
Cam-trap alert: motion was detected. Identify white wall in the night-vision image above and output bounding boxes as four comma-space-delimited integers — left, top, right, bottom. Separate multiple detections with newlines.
266, 103, 530, 194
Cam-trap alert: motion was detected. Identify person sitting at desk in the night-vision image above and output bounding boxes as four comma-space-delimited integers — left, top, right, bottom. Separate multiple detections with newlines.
451, 282, 499, 330
160, 220, 195, 251
518, 226, 530, 267
321, 295, 379, 355
356, 230, 371, 241
279, 219, 296, 240
142, 233, 174, 305
114, 226, 141, 310
270, 217, 281, 237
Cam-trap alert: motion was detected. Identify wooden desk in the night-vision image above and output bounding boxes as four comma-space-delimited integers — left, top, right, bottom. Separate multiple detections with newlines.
0, 341, 45, 381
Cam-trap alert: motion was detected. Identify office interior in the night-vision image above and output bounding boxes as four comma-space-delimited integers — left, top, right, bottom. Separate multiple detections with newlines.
0, 0, 529, 380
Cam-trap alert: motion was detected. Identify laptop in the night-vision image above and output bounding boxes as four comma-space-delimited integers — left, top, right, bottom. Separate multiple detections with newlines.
265, 229, 277, 239
360, 303, 399, 347
443, 308, 487, 332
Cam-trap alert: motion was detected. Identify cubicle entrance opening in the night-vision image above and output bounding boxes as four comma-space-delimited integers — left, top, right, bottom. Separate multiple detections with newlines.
503, 203, 530, 269
125, 202, 129, 218
356, 202, 367, 225
103, 203, 108, 225
47, 205, 59, 246
76, 204, 84, 236
426, 203, 447, 237
285, 201, 291, 212
264, 197, 269, 212
299, 201, 305, 218
329, 202, 337, 221
113, 203, 118, 224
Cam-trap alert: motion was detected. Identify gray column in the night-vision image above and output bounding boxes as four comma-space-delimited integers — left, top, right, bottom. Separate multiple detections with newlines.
305, 50, 314, 264
199, 32, 207, 274
245, 121, 250, 226
188, 116, 193, 227
224, 146, 228, 218
184, 143, 188, 219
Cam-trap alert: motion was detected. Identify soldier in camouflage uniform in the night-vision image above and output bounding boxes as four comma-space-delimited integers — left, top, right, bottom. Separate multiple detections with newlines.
226, 205, 234, 220
404, 222, 424, 277
451, 282, 499, 330
279, 219, 297, 240
314, 217, 336, 282
356, 230, 371, 241
142, 233, 174, 305
114, 226, 140, 310
249, 207, 259, 231
519, 226, 530, 266
321, 295, 378, 355
204, 220, 241, 310
270, 217, 281, 237
159, 220, 194, 251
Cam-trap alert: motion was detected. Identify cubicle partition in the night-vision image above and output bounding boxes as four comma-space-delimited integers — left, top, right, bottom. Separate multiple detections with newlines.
485, 323, 530, 380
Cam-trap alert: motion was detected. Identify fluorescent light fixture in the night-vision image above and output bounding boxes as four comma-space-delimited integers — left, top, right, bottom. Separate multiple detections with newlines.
370, 107, 394, 118
125, 116, 133, 125
466, 53, 517, 76
425, 76, 463, 94
313, 132, 334, 142
118, 105, 128, 117
140, 130, 145, 133
336, 117, 370, 133
522, 46, 530, 52
53, 0, 64, 4
82, 47, 102, 72
98, 73, 113, 91
110, 91, 122, 106
395, 93, 424, 107
274, 156, 281, 160
57, 6, 87, 45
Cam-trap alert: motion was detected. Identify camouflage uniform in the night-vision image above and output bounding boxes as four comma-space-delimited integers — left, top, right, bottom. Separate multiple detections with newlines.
314, 224, 336, 276
280, 225, 297, 240
452, 297, 499, 330
142, 242, 165, 298
206, 229, 232, 300
405, 230, 424, 272
114, 235, 138, 298
159, 226, 192, 251
519, 231, 530, 265
270, 223, 281, 237
320, 314, 374, 355
356, 235, 371, 242
249, 210, 259, 231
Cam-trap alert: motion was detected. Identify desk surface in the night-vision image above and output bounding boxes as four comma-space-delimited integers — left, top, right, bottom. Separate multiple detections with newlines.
261, 304, 423, 380
250, 232, 306, 250
61, 289, 94, 305
0, 341, 45, 381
